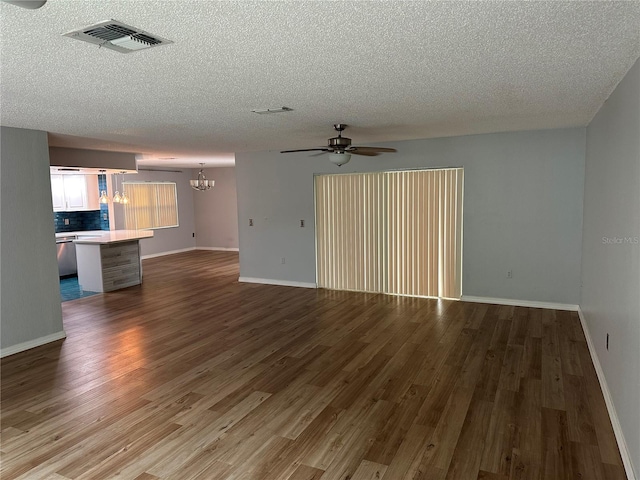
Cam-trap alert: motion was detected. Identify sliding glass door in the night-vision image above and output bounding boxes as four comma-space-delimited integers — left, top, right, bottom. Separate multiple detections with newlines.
315, 168, 463, 299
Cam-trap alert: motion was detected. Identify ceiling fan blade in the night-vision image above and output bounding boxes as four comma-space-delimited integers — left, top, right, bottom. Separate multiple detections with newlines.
309, 151, 330, 157
349, 146, 397, 153
349, 150, 380, 157
280, 148, 329, 153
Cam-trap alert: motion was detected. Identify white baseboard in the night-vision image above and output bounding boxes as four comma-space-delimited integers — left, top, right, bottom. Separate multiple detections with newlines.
196, 247, 239, 252
577, 307, 637, 480
238, 277, 317, 289
460, 295, 578, 311
141, 247, 196, 260
0, 330, 67, 358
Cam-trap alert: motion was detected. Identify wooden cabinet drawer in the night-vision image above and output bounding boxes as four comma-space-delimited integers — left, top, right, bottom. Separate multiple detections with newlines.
100, 242, 140, 267
102, 263, 140, 292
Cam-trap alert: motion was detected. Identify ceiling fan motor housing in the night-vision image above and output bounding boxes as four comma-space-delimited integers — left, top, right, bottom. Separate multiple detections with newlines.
328, 136, 351, 150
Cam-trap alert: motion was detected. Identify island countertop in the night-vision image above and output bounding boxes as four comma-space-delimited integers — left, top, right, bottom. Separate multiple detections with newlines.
71, 230, 154, 245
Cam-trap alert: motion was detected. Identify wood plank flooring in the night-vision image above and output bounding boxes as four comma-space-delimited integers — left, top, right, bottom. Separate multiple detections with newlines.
1, 251, 625, 479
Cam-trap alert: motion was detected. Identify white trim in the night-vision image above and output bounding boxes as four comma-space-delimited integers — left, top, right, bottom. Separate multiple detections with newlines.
196, 247, 239, 252
460, 295, 578, 311
1, 330, 67, 358
238, 277, 317, 289
141, 247, 196, 260
577, 307, 637, 480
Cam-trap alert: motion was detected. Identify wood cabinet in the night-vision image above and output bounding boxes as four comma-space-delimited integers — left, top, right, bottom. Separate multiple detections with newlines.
76, 240, 142, 293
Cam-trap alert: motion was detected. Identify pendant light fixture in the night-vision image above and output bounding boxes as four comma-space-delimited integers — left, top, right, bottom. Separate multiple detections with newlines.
112, 171, 121, 203
99, 171, 129, 204
99, 170, 109, 203
111, 171, 129, 203
190, 163, 214, 191
121, 172, 129, 204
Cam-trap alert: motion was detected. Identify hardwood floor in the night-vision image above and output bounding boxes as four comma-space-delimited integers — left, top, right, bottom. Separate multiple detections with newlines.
1, 251, 625, 479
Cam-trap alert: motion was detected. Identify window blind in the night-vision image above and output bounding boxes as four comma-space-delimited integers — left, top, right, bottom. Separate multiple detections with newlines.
315, 168, 463, 299
123, 182, 179, 230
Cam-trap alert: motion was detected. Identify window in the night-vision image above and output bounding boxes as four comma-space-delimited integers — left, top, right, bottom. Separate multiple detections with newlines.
315, 168, 463, 299
123, 182, 179, 230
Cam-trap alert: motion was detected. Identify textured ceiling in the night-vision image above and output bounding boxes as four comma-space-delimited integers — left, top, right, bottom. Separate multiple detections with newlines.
1, 0, 639, 168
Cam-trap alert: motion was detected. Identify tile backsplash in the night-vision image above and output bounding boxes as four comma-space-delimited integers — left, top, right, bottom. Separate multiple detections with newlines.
54, 210, 103, 233
98, 174, 110, 230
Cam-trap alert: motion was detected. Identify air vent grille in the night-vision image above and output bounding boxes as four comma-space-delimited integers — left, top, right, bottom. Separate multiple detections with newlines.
64, 19, 172, 54
133, 33, 162, 45
85, 25, 137, 41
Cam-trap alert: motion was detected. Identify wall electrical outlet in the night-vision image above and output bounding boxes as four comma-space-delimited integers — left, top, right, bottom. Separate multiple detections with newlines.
300, 219, 305, 227
606, 333, 609, 350
281, 257, 286, 264
64, 218, 70, 225
507, 270, 513, 278
249, 219, 254, 226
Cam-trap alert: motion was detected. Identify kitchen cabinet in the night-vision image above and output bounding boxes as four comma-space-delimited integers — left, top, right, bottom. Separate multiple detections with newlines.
51, 174, 99, 211
75, 230, 154, 292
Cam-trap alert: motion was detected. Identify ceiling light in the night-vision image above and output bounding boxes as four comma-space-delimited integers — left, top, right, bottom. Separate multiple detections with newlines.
191, 163, 214, 191
251, 107, 293, 115
329, 152, 351, 166
1, 1, 46, 9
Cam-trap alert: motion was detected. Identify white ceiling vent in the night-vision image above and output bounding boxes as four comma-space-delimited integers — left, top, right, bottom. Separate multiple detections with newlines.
63, 19, 173, 54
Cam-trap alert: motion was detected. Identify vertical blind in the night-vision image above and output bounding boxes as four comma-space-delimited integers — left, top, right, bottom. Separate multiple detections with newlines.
123, 182, 179, 230
315, 168, 463, 299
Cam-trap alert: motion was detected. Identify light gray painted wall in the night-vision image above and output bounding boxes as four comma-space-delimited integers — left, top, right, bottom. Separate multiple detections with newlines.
49, 147, 137, 171
194, 167, 239, 249
113, 169, 196, 256
1, 127, 64, 350
236, 128, 585, 304
582, 57, 640, 475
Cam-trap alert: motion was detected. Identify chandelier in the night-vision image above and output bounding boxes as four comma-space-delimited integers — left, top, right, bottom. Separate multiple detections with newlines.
190, 163, 214, 191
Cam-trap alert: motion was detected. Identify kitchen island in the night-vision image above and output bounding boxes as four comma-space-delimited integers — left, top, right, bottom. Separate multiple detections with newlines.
74, 230, 153, 293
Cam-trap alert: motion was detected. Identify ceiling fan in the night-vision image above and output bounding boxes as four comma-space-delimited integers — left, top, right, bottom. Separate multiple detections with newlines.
280, 124, 397, 166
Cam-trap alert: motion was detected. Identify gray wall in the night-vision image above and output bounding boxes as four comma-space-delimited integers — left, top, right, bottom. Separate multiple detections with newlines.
582, 57, 640, 475
194, 167, 239, 249
113, 169, 196, 257
1, 127, 64, 351
49, 147, 137, 171
236, 128, 585, 304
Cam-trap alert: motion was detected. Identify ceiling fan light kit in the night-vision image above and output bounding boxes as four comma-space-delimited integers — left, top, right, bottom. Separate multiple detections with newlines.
329, 152, 351, 166
280, 124, 396, 166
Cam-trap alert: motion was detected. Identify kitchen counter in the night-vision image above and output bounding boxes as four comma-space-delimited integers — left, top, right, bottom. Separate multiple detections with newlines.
73, 230, 153, 245
55, 230, 153, 244
74, 230, 153, 293
56, 230, 104, 239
